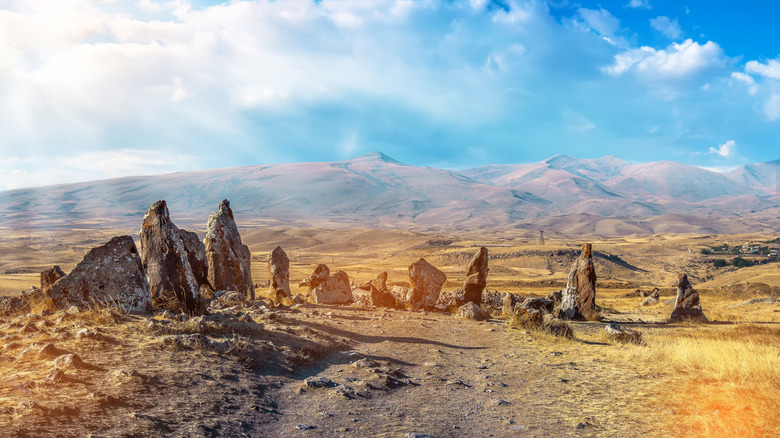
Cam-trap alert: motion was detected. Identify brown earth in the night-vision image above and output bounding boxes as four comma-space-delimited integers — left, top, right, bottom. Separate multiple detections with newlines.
1, 227, 779, 436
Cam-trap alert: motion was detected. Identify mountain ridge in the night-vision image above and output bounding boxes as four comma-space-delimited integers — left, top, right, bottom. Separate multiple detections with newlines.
0, 153, 778, 235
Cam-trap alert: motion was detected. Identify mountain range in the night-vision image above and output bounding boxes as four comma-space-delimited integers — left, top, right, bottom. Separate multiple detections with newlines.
1, 152, 778, 236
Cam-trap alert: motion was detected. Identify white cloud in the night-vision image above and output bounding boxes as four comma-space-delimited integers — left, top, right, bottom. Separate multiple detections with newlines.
731, 72, 758, 95
649, 16, 682, 39
626, 0, 652, 10
1, 149, 198, 189
604, 39, 726, 80
577, 7, 627, 47
745, 59, 780, 80
708, 140, 736, 158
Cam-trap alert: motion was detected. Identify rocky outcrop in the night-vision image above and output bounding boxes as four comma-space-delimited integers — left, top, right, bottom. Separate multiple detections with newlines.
139, 200, 201, 313
459, 247, 488, 305
670, 274, 707, 322
40, 266, 66, 294
604, 323, 643, 344
0, 296, 30, 316
560, 243, 597, 320
408, 258, 447, 310
204, 200, 254, 300
267, 246, 291, 302
300, 264, 330, 289
47, 236, 152, 314
311, 271, 353, 304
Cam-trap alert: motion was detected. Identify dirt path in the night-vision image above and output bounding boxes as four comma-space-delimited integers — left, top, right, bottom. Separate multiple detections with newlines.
258, 305, 663, 438
2, 303, 671, 437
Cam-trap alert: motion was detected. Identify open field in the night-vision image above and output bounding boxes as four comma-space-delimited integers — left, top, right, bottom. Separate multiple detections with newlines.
2, 225, 779, 436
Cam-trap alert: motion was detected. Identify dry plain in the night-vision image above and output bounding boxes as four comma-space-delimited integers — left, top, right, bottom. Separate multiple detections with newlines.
1, 225, 779, 437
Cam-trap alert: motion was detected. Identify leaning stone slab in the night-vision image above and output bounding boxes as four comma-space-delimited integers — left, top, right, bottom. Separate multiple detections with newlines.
47, 236, 152, 314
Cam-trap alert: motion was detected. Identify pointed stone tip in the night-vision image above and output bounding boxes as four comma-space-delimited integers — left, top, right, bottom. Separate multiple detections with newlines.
221, 199, 230, 208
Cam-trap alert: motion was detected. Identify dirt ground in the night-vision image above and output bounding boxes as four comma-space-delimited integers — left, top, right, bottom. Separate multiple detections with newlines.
2, 226, 779, 437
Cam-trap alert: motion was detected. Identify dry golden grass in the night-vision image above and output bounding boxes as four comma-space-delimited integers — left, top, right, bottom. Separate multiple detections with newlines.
626, 325, 780, 437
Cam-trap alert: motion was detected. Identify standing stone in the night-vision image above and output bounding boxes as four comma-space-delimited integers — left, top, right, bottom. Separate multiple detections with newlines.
268, 246, 291, 302
139, 200, 200, 313
178, 229, 208, 287
460, 247, 488, 305
204, 200, 254, 300
670, 274, 707, 322
312, 271, 353, 304
40, 266, 66, 294
408, 258, 447, 310
560, 243, 597, 320
300, 264, 330, 289
47, 236, 152, 314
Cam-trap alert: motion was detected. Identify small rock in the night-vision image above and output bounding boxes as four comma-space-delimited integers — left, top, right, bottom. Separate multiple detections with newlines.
456, 302, 487, 321
492, 399, 511, 406
303, 376, 333, 388
44, 369, 66, 384
296, 424, 316, 430
53, 353, 86, 369
351, 358, 380, 368
38, 343, 60, 356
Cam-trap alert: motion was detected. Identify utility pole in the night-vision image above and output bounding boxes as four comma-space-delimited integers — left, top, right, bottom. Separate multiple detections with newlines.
539, 229, 545, 246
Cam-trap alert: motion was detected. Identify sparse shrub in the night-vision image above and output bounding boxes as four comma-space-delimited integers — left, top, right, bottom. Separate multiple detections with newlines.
731, 256, 754, 268
712, 258, 728, 268
509, 308, 574, 339
700, 248, 712, 255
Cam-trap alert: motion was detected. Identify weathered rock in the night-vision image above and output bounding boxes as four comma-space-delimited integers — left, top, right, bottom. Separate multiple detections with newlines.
47, 236, 153, 314
408, 258, 447, 310
204, 200, 254, 300
0, 296, 30, 317
178, 228, 208, 287
388, 286, 411, 306
670, 274, 707, 322
560, 243, 597, 320
300, 264, 330, 289
639, 288, 661, 306
40, 266, 66, 293
352, 284, 398, 308
456, 302, 487, 321
460, 247, 488, 305
53, 353, 86, 369
370, 272, 389, 292
522, 297, 554, 313
139, 200, 201, 314
501, 292, 523, 318
267, 246, 291, 302
604, 323, 643, 344
311, 271, 353, 304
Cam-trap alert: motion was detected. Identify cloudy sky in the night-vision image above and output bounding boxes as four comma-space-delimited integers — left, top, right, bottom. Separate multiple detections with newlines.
0, 0, 778, 189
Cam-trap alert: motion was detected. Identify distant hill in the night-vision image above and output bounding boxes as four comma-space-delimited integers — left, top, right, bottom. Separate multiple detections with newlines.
0, 152, 778, 235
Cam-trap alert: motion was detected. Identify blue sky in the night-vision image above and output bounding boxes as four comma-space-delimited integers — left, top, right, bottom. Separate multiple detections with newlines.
0, 0, 777, 189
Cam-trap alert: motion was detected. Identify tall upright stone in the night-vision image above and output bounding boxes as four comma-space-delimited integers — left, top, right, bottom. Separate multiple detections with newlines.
460, 247, 488, 305
139, 200, 201, 313
47, 236, 152, 314
204, 199, 254, 300
560, 243, 597, 320
670, 274, 707, 322
268, 246, 291, 302
408, 258, 447, 310
178, 228, 208, 287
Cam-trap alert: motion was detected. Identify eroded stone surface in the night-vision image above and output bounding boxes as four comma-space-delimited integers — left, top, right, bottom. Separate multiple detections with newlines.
670, 274, 706, 322
560, 243, 597, 320
40, 266, 66, 294
267, 246, 291, 302
139, 200, 200, 313
460, 247, 488, 305
312, 271, 353, 304
408, 258, 446, 310
47, 236, 152, 314
204, 200, 254, 300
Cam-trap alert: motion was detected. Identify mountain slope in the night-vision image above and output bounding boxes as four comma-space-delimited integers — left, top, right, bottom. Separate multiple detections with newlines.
0, 152, 777, 234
